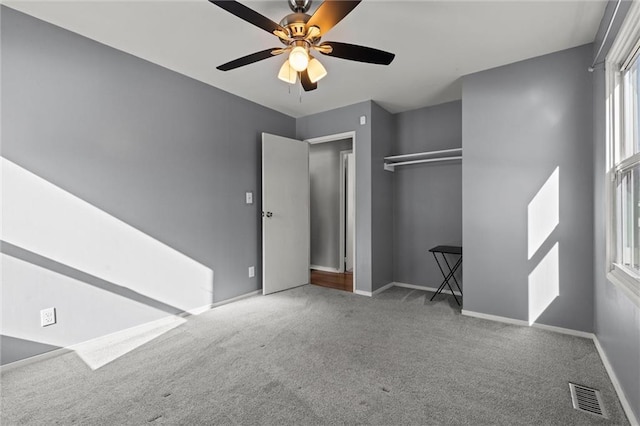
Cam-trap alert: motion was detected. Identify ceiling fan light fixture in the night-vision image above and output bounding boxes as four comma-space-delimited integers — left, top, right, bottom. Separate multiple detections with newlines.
277, 60, 297, 84
289, 46, 309, 72
307, 57, 327, 83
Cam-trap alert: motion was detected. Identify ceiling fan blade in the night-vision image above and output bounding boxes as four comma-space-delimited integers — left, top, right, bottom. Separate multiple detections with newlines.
209, 1, 286, 35
300, 70, 318, 91
318, 42, 395, 65
306, 0, 361, 36
217, 48, 282, 71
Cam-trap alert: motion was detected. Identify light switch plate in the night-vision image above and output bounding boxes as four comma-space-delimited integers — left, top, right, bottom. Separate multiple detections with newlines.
360, 115, 366, 125
41, 307, 56, 327
248, 266, 255, 278
245, 191, 253, 205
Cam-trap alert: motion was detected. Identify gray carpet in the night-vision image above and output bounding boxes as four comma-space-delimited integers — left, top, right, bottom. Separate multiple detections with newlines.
0, 285, 630, 425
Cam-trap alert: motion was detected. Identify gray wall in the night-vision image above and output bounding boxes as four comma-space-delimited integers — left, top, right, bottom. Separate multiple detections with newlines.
296, 101, 373, 293
309, 138, 353, 270
592, 0, 640, 420
370, 102, 395, 291
1, 7, 295, 364
462, 44, 595, 332
393, 101, 462, 290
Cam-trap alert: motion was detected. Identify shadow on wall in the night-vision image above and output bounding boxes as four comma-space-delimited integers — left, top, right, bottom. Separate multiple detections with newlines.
1, 157, 214, 369
527, 167, 560, 325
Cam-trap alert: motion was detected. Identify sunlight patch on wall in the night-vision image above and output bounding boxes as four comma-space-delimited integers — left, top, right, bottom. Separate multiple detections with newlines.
1, 157, 213, 311
528, 242, 559, 325
527, 167, 559, 259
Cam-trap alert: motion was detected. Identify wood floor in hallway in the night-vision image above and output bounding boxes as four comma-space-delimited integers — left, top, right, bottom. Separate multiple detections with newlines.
310, 269, 353, 293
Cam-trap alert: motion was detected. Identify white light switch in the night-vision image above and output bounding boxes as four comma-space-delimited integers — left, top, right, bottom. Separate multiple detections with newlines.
41, 307, 56, 327
245, 191, 253, 204
248, 266, 255, 278
360, 115, 366, 125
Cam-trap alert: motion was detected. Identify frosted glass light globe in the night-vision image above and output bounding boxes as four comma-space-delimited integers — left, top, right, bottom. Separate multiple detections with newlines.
289, 46, 309, 72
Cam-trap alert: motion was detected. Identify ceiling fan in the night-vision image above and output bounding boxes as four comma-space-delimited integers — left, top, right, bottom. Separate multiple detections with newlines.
210, 0, 395, 91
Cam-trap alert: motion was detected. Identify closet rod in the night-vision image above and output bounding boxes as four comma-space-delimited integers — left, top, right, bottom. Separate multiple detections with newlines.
384, 148, 462, 162
384, 155, 462, 171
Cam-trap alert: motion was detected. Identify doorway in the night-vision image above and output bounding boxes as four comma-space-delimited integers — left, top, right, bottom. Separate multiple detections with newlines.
307, 133, 355, 292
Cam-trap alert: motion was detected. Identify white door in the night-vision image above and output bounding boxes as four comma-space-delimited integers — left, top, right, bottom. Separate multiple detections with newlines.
262, 133, 310, 295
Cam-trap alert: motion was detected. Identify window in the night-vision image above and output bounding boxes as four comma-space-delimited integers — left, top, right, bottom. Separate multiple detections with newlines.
606, 1, 640, 305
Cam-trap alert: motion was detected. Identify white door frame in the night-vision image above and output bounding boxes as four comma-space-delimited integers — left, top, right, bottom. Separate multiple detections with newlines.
305, 131, 357, 293
339, 150, 353, 273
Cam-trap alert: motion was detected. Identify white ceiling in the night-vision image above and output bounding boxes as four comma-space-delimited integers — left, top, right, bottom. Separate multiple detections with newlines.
4, 0, 606, 117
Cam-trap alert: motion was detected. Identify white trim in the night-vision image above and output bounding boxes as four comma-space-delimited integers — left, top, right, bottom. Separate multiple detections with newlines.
310, 265, 341, 273
594, 336, 640, 426
373, 282, 395, 295
461, 310, 529, 327
604, 0, 640, 309
354, 282, 394, 297
393, 282, 462, 297
305, 131, 355, 145
0, 345, 72, 373
339, 150, 346, 273
211, 289, 260, 308
0, 290, 261, 372
183, 303, 214, 316
608, 269, 640, 307
338, 150, 353, 273
531, 323, 594, 339
304, 131, 357, 294
461, 309, 595, 338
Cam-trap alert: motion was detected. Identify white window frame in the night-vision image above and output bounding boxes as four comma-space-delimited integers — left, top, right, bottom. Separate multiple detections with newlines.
605, 0, 640, 306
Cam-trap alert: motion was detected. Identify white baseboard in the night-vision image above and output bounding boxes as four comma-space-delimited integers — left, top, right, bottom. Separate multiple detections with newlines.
531, 322, 594, 339
461, 309, 529, 326
0, 290, 261, 372
393, 282, 462, 297
354, 282, 394, 297
461, 310, 595, 339
211, 290, 260, 308
594, 336, 640, 426
460, 309, 595, 339
310, 265, 341, 273
374, 282, 395, 295
0, 345, 73, 373
183, 302, 215, 316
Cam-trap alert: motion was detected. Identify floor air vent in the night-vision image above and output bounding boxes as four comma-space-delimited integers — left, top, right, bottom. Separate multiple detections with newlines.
569, 383, 607, 418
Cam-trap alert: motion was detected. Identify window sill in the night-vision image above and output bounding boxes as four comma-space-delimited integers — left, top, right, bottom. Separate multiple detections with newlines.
607, 266, 640, 308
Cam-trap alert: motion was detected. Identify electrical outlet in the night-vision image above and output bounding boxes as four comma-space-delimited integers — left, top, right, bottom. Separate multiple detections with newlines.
40, 307, 56, 327
248, 266, 255, 278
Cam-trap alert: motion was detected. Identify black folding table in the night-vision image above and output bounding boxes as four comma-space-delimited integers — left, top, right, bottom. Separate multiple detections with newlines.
428, 245, 462, 305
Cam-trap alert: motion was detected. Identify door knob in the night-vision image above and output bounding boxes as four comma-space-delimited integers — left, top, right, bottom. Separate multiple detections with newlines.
266, 212, 273, 218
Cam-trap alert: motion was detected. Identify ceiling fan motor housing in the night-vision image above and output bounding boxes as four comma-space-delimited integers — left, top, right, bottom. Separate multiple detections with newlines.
280, 13, 311, 39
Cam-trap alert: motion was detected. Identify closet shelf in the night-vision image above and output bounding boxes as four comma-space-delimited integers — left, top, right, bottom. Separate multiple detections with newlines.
384, 148, 462, 172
